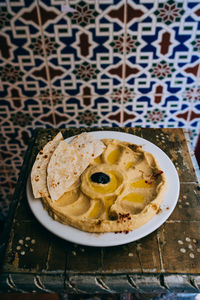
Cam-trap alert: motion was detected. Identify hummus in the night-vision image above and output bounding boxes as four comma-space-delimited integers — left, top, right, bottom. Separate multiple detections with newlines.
41, 138, 167, 233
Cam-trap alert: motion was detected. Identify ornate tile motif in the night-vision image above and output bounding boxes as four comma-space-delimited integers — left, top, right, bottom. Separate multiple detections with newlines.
0, 0, 200, 219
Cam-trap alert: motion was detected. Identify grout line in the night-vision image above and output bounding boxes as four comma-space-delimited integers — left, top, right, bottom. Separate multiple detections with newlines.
121, 0, 128, 127
3, 91, 188, 102
186, 33, 200, 129
35, 0, 56, 127
166, 220, 200, 223
156, 231, 165, 273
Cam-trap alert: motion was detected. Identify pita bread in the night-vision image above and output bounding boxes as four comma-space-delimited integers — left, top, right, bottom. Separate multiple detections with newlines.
47, 132, 106, 201
70, 132, 106, 159
31, 132, 63, 198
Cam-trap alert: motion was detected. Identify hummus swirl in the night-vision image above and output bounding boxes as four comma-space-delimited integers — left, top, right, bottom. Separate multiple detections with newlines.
42, 138, 167, 233
81, 164, 125, 198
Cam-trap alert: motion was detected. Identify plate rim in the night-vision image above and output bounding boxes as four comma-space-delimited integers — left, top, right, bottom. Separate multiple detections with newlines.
27, 130, 180, 247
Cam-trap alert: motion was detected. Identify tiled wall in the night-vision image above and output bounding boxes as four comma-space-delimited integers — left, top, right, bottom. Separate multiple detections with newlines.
0, 0, 200, 220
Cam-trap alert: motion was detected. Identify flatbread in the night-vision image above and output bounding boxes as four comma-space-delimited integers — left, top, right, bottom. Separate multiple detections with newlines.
31, 132, 63, 198
70, 132, 105, 159
47, 132, 106, 201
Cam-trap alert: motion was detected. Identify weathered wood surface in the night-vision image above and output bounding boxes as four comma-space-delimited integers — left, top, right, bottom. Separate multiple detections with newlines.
0, 127, 200, 294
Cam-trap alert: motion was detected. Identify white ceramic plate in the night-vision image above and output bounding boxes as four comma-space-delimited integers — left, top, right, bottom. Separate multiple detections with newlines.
26, 131, 180, 247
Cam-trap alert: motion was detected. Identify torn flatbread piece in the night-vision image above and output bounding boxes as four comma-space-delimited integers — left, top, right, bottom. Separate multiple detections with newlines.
70, 132, 106, 159
47, 132, 106, 201
31, 132, 63, 198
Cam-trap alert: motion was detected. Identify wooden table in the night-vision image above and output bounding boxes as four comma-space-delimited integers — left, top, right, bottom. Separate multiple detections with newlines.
0, 128, 200, 294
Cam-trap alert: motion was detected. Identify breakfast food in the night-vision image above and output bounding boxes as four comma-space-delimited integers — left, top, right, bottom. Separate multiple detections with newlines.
31, 132, 167, 233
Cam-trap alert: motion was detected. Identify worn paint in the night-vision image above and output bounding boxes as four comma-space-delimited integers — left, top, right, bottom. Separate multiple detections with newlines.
0, 128, 200, 293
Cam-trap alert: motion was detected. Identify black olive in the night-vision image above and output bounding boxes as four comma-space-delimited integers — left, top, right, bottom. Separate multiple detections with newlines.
90, 172, 110, 184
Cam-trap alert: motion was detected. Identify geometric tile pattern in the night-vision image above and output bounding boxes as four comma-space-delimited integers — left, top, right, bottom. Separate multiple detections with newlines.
0, 0, 200, 220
